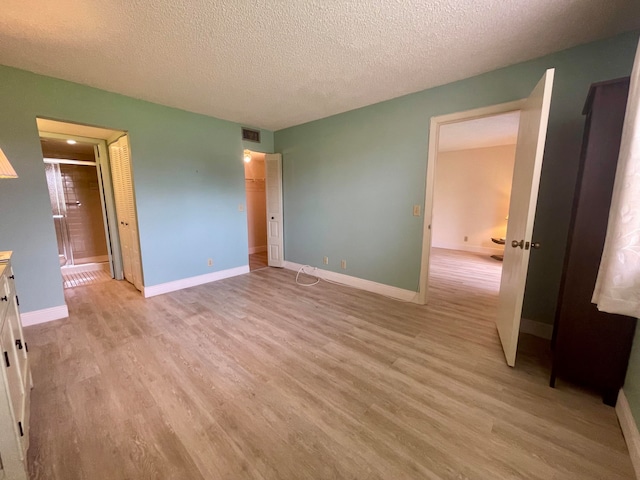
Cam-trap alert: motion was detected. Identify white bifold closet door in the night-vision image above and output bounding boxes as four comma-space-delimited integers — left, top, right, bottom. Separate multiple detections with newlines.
109, 135, 143, 291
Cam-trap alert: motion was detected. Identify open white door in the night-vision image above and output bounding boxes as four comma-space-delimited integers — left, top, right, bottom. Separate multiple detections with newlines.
265, 153, 284, 267
109, 140, 131, 280
496, 69, 554, 367
109, 135, 143, 291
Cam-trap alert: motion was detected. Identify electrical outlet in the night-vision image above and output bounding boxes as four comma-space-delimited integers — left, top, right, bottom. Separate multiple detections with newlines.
413, 205, 421, 216
323, 256, 329, 265
207, 258, 213, 267
340, 259, 347, 269
464, 236, 468, 242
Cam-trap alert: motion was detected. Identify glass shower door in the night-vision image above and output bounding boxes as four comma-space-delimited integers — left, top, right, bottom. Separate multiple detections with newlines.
45, 162, 75, 266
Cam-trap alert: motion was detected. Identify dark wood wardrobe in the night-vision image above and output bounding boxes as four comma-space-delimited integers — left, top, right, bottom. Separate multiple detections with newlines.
550, 77, 637, 406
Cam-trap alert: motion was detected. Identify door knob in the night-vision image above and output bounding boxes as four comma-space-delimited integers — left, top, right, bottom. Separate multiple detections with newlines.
511, 239, 524, 249
532, 242, 541, 249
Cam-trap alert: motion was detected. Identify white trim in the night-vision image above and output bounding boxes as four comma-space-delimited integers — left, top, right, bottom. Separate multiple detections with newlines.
519, 318, 553, 339
418, 99, 526, 305
21, 304, 69, 326
43, 158, 97, 166
617, 389, 640, 479
143, 265, 250, 298
249, 245, 267, 254
284, 261, 419, 302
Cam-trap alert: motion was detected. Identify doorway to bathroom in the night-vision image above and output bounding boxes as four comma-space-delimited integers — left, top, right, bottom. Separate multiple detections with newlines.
38, 118, 143, 292
41, 136, 112, 287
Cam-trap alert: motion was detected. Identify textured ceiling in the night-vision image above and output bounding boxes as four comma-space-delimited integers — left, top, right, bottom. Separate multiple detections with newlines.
439, 111, 521, 152
2, 1, 639, 131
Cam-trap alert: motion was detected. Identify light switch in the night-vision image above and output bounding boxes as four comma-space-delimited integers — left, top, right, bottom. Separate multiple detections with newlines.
413, 205, 421, 216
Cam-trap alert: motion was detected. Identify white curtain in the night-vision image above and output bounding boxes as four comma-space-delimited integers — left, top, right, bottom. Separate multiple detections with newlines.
592, 39, 640, 318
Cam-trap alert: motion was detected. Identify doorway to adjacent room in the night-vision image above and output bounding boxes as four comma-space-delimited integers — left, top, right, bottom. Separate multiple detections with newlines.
41, 136, 112, 288
429, 110, 520, 294
243, 150, 268, 271
38, 118, 144, 291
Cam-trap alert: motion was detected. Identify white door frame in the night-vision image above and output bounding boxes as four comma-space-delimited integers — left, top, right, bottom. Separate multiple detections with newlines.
39, 131, 124, 280
416, 99, 525, 305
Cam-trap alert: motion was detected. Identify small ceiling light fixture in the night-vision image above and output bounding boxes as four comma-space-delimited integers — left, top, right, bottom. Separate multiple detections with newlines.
0, 147, 18, 178
243, 149, 252, 163
66, 139, 77, 145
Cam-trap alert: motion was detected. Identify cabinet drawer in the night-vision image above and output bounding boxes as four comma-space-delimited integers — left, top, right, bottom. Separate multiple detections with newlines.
1, 322, 26, 459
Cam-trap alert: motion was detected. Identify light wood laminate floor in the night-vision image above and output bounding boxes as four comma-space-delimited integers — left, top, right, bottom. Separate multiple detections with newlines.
25, 248, 634, 479
249, 251, 268, 271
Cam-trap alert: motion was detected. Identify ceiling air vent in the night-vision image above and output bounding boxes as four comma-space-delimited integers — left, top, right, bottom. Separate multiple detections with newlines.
242, 128, 260, 143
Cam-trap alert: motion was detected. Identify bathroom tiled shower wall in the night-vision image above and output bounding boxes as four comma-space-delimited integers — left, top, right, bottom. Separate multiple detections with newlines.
60, 164, 108, 264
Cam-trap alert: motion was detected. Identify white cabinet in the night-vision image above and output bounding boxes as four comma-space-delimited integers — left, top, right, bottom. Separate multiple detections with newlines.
0, 252, 31, 480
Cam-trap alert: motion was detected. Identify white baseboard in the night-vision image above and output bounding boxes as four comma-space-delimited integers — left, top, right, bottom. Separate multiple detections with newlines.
434, 244, 505, 256
143, 265, 250, 298
519, 318, 553, 339
249, 245, 267, 254
21, 304, 69, 326
284, 261, 418, 302
617, 389, 640, 479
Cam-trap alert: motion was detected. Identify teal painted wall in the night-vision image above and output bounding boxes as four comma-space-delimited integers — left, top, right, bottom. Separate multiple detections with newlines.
275, 31, 639, 325
0, 65, 273, 312
626, 328, 640, 430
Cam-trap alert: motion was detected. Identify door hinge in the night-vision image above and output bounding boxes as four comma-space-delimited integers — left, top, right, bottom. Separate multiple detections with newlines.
9, 275, 14, 280
3, 351, 9, 368
18, 421, 23, 437
25, 342, 28, 353
16, 295, 19, 306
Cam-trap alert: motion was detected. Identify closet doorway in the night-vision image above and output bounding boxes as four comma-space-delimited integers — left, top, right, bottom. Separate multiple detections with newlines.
243, 150, 268, 271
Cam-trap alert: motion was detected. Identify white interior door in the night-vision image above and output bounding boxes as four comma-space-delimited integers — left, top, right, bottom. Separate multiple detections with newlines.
496, 68, 554, 367
119, 137, 143, 291
265, 153, 284, 267
109, 141, 132, 281
109, 135, 143, 291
